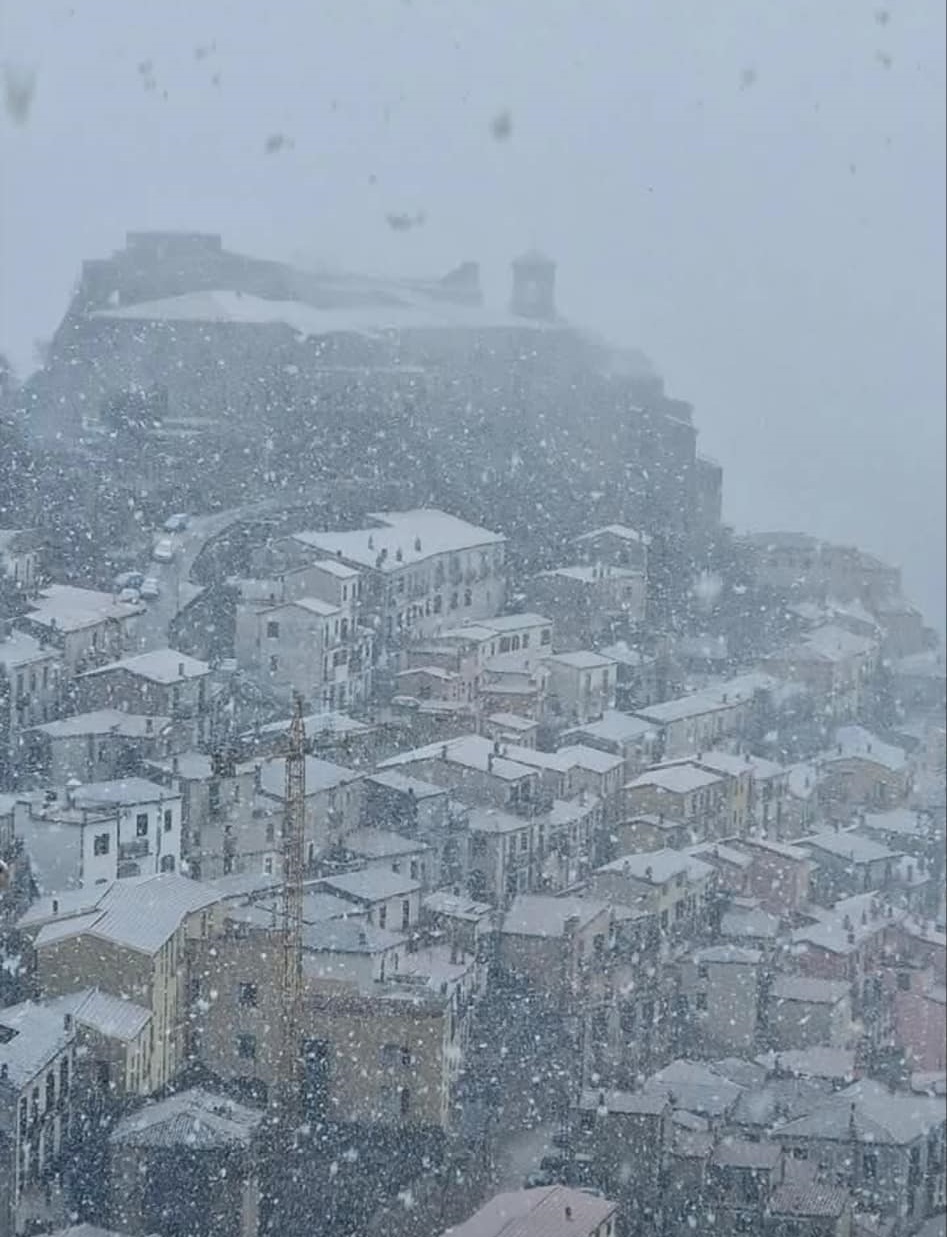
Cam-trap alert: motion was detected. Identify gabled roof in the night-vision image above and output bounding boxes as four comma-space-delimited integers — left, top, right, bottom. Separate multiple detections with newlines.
110, 1087, 263, 1149
595, 848, 714, 886
80, 647, 209, 684
0, 1000, 74, 1088
445, 1184, 615, 1237
316, 868, 421, 904
773, 1078, 944, 1145
574, 523, 651, 546
43, 988, 151, 1041
500, 894, 609, 938
825, 725, 907, 773
25, 874, 223, 956
23, 585, 142, 633
799, 828, 900, 865
627, 763, 724, 795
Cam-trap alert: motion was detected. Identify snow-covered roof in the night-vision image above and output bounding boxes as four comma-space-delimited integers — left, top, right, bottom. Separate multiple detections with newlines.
257, 754, 358, 798
826, 725, 907, 772
720, 906, 783, 940
292, 508, 504, 572
261, 595, 341, 618
364, 769, 447, 799
556, 744, 624, 775
341, 827, 428, 860
466, 806, 531, 835
562, 710, 655, 748
92, 286, 564, 338
379, 734, 537, 782
30, 709, 171, 739
596, 848, 714, 886
769, 975, 850, 1005
0, 628, 57, 669
44, 988, 151, 1041
500, 894, 609, 938
574, 523, 651, 547
634, 676, 775, 726
767, 1183, 850, 1219
0, 1000, 74, 1088
80, 647, 209, 684
316, 868, 421, 904
798, 623, 877, 662
446, 1184, 615, 1237
311, 557, 360, 579
110, 1086, 263, 1149
67, 777, 178, 810
24, 585, 143, 633
644, 1058, 743, 1117
792, 892, 903, 955
799, 828, 900, 865
302, 920, 403, 955
576, 1088, 667, 1115
627, 763, 724, 795
423, 891, 493, 922
691, 944, 761, 965
478, 612, 552, 633
545, 649, 618, 670
773, 1077, 943, 1144
26, 874, 222, 955
486, 712, 537, 732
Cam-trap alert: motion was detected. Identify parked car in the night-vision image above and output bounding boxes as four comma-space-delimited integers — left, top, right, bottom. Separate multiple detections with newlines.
139, 577, 160, 599
118, 587, 141, 604
163, 513, 190, 532
152, 539, 175, 563
113, 571, 144, 591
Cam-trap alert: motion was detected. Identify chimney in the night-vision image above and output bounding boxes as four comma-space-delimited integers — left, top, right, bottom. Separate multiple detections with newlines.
564, 1205, 573, 1221
254, 762, 263, 792
487, 753, 495, 774
440, 745, 448, 761
52, 899, 59, 914
414, 537, 422, 553
178, 662, 185, 678
63, 1013, 73, 1033
172, 755, 179, 775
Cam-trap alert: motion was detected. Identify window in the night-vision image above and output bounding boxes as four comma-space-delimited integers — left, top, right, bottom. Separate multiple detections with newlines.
791, 1147, 808, 1160
45, 1070, 55, 1112
381, 1043, 401, 1067
399, 1086, 411, 1116
266, 620, 280, 639
378, 905, 387, 929
163, 809, 173, 832
862, 1151, 878, 1179
520, 832, 529, 852
135, 813, 149, 837
236, 1033, 257, 1060
433, 594, 442, 614
269, 655, 279, 672
160, 854, 175, 872
695, 992, 708, 1011
463, 589, 472, 607
449, 591, 458, 610
897, 971, 912, 991
93, 832, 110, 856
239, 982, 258, 1008
541, 628, 551, 645
410, 860, 418, 880
401, 899, 411, 929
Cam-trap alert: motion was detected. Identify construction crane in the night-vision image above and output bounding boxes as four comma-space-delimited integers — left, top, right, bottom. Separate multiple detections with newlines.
274, 694, 307, 1143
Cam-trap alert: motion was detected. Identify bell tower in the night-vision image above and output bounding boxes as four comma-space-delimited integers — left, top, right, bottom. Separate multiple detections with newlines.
510, 249, 557, 320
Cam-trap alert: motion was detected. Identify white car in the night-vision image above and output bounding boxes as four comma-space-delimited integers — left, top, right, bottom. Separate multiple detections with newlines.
118, 587, 141, 604
152, 538, 175, 563
163, 513, 190, 533
139, 577, 160, 600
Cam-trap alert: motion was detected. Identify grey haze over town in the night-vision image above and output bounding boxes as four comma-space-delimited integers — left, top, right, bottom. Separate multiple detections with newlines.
0, 2, 944, 1237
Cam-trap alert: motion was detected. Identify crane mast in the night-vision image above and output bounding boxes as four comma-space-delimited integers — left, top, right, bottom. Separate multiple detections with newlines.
275, 694, 306, 1134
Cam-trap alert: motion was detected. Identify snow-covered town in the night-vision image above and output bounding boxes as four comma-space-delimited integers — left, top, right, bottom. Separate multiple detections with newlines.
0, 229, 943, 1237
1, 5, 944, 1236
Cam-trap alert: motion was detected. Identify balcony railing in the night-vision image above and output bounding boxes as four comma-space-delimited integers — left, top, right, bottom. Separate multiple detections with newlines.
119, 839, 150, 859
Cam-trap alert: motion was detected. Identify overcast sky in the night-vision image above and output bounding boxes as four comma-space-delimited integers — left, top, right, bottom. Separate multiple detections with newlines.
2, 0, 944, 632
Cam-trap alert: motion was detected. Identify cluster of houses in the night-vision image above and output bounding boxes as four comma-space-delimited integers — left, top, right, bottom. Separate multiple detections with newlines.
0, 507, 944, 1237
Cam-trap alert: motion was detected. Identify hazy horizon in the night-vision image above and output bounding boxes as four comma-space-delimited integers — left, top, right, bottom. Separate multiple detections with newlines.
2, 0, 944, 632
